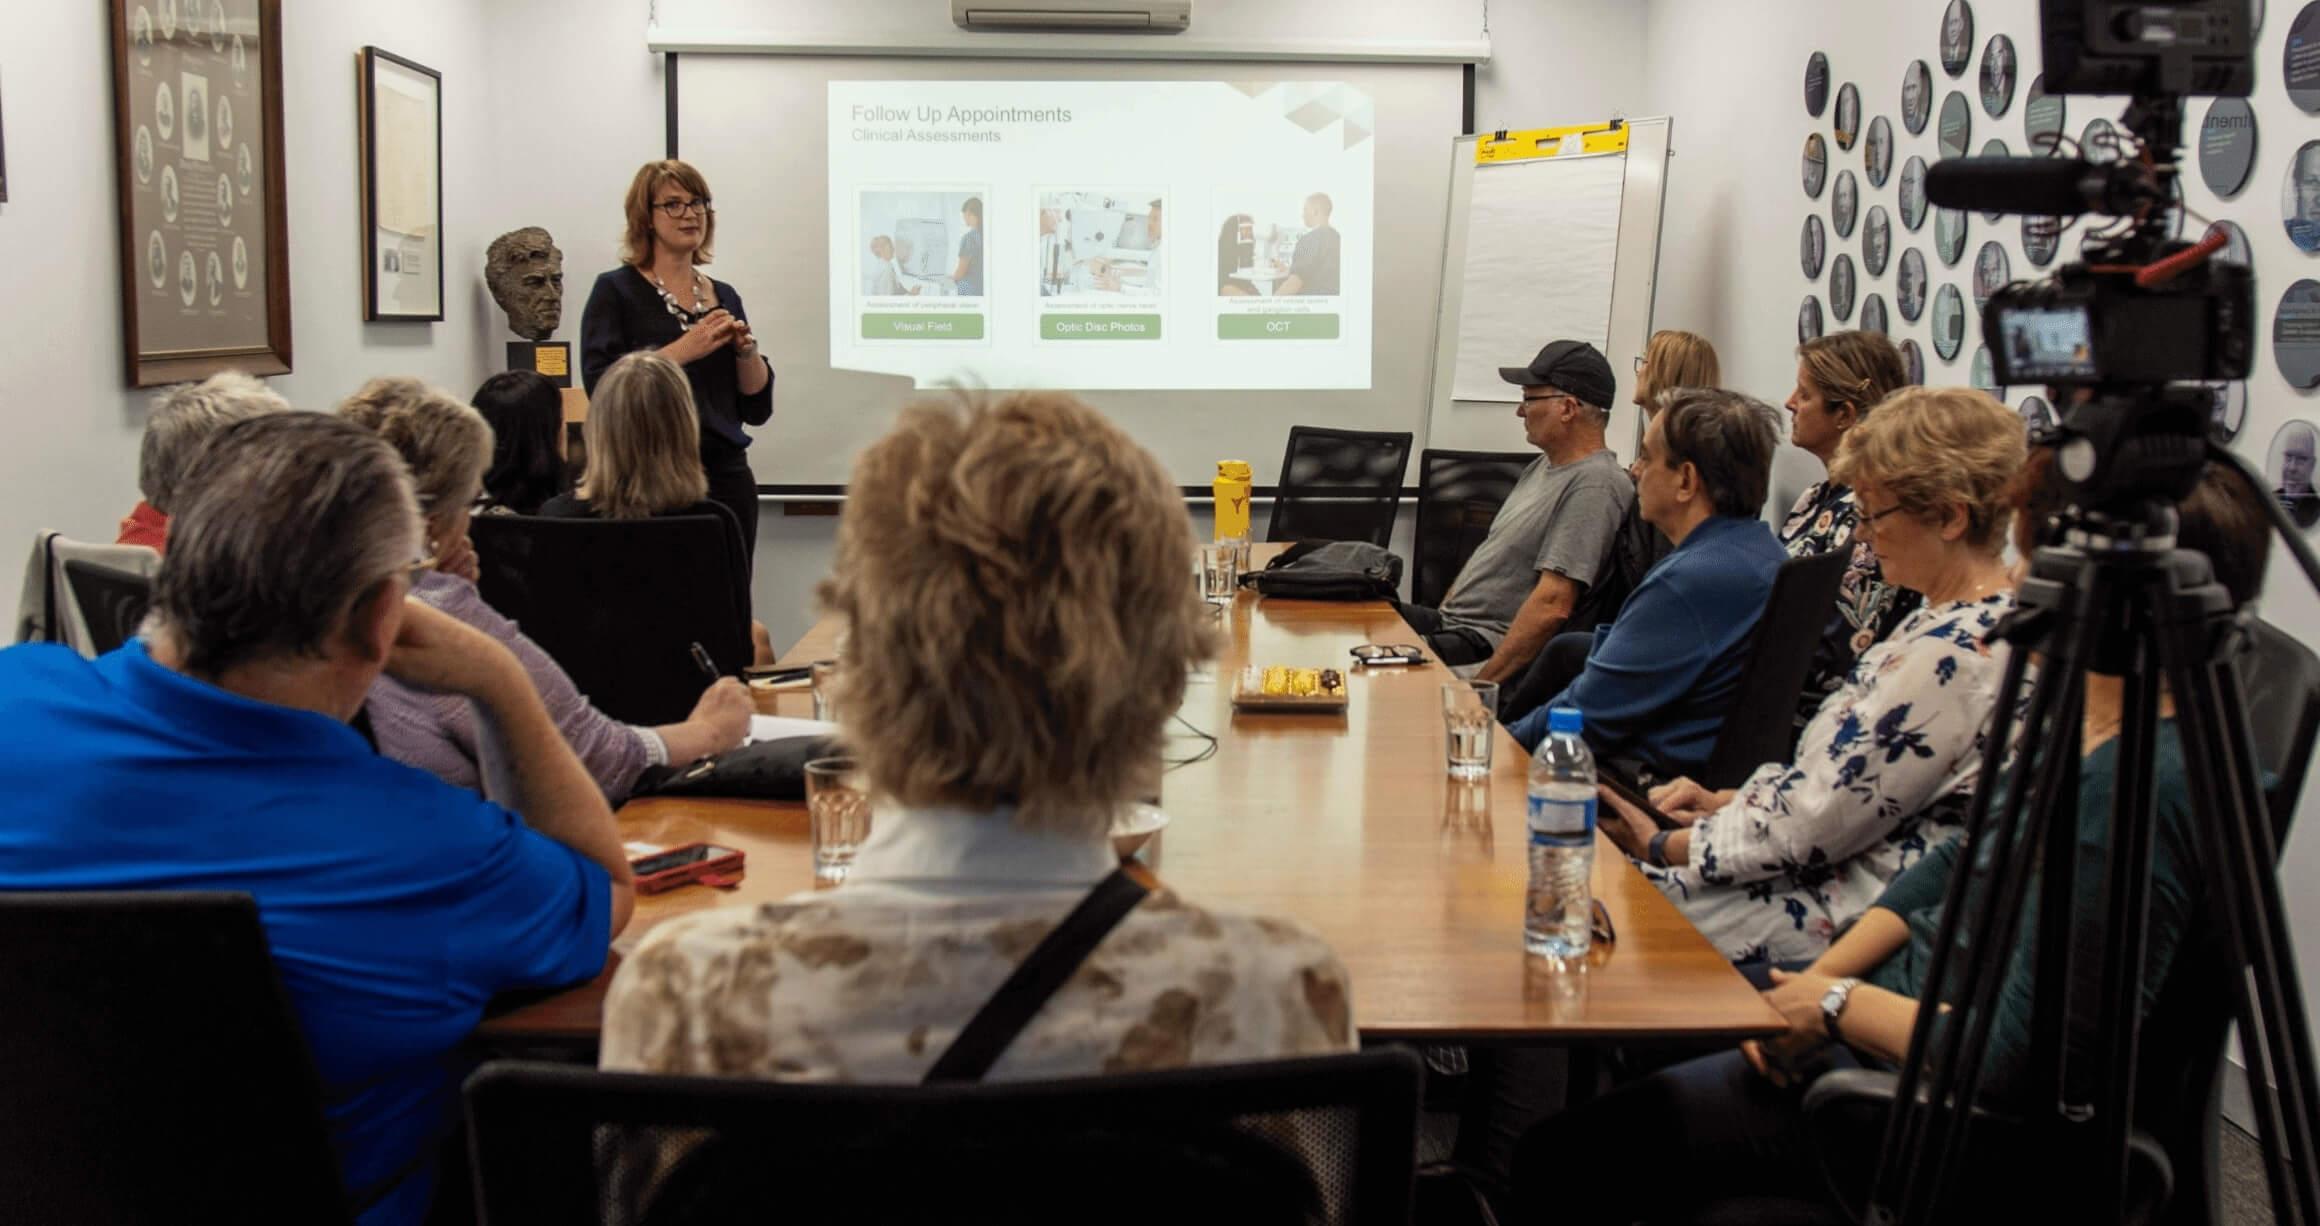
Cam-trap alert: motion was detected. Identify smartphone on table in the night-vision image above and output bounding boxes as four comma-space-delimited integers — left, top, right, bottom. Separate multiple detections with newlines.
628, 842, 746, 894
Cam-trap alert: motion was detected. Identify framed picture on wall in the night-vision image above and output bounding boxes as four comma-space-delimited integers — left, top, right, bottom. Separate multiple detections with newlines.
358, 47, 443, 322
1, 68, 11, 203
110, 0, 291, 386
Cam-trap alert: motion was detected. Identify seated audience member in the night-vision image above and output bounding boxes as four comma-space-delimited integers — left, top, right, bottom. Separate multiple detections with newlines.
1506, 455, 2271, 1226
1508, 388, 1788, 777
1780, 331, 1923, 728
1393, 340, 1634, 681
117, 370, 290, 550
0, 413, 632, 1226
340, 379, 748, 804
1596, 388, 2026, 964
1502, 331, 1721, 720
538, 351, 751, 585
601, 391, 1354, 1081
470, 369, 570, 515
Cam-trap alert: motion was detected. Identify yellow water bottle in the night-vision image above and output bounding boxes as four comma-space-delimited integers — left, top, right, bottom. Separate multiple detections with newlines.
1212, 460, 1253, 543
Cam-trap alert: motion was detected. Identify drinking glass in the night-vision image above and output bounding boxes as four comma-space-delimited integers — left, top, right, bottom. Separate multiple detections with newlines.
1442, 680, 1499, 780
809, 658, 840, 723
1199, 543, 1238, 605
804, 756, 871, 884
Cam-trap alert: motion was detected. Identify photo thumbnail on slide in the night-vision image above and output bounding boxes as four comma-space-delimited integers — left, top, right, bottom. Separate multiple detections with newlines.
827, 79, 1374, 391
856, 188, 988, 342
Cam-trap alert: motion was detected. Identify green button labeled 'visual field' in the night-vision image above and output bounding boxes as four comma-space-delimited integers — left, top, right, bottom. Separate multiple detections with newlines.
1218, 314, 1341, 340
1041, 314, 1163, 340
861, 313, 986, 340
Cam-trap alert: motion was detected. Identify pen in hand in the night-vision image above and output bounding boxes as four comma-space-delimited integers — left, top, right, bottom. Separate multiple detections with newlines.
689, 641, 720, 680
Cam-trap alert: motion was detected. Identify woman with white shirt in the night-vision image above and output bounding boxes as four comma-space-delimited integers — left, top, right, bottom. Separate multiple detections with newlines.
602, 389, 1354, 1082
1595, 386, 2027, 965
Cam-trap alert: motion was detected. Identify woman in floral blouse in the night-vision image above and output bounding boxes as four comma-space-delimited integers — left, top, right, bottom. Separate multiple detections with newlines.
1779, 331, 1922, 732
1597, 387, 2027, 964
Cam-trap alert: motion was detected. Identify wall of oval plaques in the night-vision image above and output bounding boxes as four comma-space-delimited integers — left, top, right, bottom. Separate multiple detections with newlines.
1932, 283, 1968, 360
1900, 157, 1930, 230
1936, 207, 1969, 265
1900, 338, 1927, 385
2212, 219, 2254, 268
2289, 3, 2320, 114
2018, 395, 2054, 430
2083, 117, 2120, 163
2284, 140, 2320, 251
1806, 51, 1832, 116
2200, 98, 2258, 197
2024, 215, 2062, 267
1831, 253, 1858, 322
1866, 116, 1894, 186
2264, 419, 2320, 530
1805, 133, 1829, 198
2208, 382, 2249, 443
1835, 82, 1862, 150
1981, 35, 2016, 116
1898, 248, 1929, 320
1978, 139, 2011, 220
1861, 293, 1890, 336
1974, 241, 2011, 306
1971, 346, 2003, 398
2024, 74, 2066, 152
1833, 170, 1860, 237
1939, 91, 1975, 158
1940, 0, 1976, 78
1802, 214, 1827, 279
1903, 61, 1934, 135
2276, 280, 2320, 386
1864, 206, 1892, 276
1800, 296, 1826, 343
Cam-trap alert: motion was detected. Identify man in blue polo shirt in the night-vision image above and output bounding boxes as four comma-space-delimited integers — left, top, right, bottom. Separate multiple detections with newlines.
0, 413, 636, 1225
1510, 387, 1788, 778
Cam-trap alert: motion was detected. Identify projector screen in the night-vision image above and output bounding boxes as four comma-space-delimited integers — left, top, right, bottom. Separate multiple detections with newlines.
676, 58, 1459, 488
828, 81, 1373, 391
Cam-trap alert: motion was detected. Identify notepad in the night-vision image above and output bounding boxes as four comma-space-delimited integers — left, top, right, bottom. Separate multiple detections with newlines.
747, 714, 838, 745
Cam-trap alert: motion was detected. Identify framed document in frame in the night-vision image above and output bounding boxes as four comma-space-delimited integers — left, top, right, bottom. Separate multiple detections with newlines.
358, 47, 444, 322
111, 0, 291, 387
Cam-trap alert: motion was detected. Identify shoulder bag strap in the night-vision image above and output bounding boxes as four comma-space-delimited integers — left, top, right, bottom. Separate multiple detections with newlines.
923, 866, 1151, 1084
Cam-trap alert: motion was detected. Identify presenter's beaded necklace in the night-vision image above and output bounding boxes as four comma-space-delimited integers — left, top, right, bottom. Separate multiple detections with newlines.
650, 270, 711, 330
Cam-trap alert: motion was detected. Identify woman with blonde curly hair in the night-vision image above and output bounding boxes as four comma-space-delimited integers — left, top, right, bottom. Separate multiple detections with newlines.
602, 390, 1354, 1083
1599, 386, 2026, 965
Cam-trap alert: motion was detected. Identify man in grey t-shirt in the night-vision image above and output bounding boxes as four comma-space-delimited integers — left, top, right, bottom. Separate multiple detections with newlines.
1394, 340, 1635, 682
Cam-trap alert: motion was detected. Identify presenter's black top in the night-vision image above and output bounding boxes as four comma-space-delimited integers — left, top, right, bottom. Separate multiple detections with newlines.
579, 266, 775, 469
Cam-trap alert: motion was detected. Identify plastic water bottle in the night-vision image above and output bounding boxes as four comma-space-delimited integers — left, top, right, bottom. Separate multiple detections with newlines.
1526, 707, 1597, 959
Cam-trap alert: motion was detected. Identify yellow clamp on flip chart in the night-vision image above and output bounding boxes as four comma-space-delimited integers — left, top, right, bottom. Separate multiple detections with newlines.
1475, 121, 1630, 164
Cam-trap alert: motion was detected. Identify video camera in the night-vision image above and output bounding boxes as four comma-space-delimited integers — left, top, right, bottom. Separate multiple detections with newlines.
1926, 0, 2256, 404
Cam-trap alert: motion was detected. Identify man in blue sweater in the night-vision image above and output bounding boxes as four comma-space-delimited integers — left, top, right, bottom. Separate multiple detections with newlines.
1510, 387, 1787, 778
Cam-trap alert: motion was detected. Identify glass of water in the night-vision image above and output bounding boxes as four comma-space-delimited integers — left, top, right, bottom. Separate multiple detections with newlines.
809, 659, 840, 723
804, 756, 872, 884
1441, 680, 1499, 780
1199, 543, 1238, 605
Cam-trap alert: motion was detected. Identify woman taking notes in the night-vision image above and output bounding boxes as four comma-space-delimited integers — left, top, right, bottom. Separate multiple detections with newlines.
580, 159, 773, 566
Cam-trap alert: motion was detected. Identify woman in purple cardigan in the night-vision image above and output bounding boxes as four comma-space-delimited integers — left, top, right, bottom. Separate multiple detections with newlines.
338, 377, 750, 802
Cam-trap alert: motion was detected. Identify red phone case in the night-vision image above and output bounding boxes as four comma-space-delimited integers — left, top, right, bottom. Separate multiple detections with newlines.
632, 842, 747, 894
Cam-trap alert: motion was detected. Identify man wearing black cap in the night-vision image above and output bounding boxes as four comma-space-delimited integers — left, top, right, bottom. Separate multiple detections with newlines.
1393, 340, 1634, 681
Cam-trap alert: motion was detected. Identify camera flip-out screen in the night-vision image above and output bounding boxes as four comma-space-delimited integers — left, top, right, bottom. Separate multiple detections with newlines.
1997, 305, 2098, 382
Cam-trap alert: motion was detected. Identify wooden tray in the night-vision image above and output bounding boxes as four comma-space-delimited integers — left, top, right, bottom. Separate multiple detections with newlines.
1231, 666, 1350, 712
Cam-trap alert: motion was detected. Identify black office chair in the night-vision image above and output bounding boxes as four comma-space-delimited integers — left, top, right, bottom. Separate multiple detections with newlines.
2236, 617, 2320, 824
0, 892, 351, 1224
1411, 449, 1534, 608
470, 514, 752, 726
60, 559, 153, 655
466, 1050, 1423, 1226
1265, 426, 1415, 549
1696, 550, 1851, 789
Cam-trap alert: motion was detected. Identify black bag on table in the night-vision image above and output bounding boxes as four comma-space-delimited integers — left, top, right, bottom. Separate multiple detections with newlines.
1237, 540, 1404, 602
628, 735, 838, 801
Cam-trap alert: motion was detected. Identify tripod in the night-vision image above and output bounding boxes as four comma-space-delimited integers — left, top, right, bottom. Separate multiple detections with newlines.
1864, 442, 2320, 1226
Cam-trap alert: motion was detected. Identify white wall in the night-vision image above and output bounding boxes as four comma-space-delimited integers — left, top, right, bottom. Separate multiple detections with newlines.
1641, 0, 2320, 1078
1471, 0, 1650, 135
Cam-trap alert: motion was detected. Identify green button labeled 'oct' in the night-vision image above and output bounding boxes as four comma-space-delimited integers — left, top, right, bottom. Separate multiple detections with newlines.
861, 313, 986, 340
1041, 314, 1163, 340
1218, 314, 1340, 340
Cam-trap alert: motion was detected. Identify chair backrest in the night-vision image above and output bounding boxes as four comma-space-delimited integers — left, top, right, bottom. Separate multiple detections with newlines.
0, 891, 350, 1225
1412, 449, 1534, 608
466, 1050, 1423, 1226
1265, 426, 1415, 550
61, 560, 153, 656
1699, 549, 1851, 789
469, 514, 751, 726
14, 532, 159, 656
2236, 617, 2320, 824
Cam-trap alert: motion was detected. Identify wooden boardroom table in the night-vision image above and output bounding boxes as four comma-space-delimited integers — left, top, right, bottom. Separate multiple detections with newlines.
479, 552, 1782, 1049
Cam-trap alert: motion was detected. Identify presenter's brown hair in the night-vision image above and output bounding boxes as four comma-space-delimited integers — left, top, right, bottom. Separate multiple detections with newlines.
620, 159, 717, 266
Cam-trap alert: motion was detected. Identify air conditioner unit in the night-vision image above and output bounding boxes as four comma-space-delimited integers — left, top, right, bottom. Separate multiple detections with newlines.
952, 0, 1190, 33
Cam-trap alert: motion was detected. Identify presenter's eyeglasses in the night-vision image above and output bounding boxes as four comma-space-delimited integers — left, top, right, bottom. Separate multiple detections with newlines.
655, 198, 713, 219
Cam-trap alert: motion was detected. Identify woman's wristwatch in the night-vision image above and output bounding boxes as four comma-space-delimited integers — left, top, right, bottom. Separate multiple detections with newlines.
1820, 977, 1863, 1042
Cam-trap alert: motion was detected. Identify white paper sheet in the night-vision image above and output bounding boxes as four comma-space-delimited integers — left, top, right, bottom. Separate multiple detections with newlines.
1451, 153, 1625, 403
